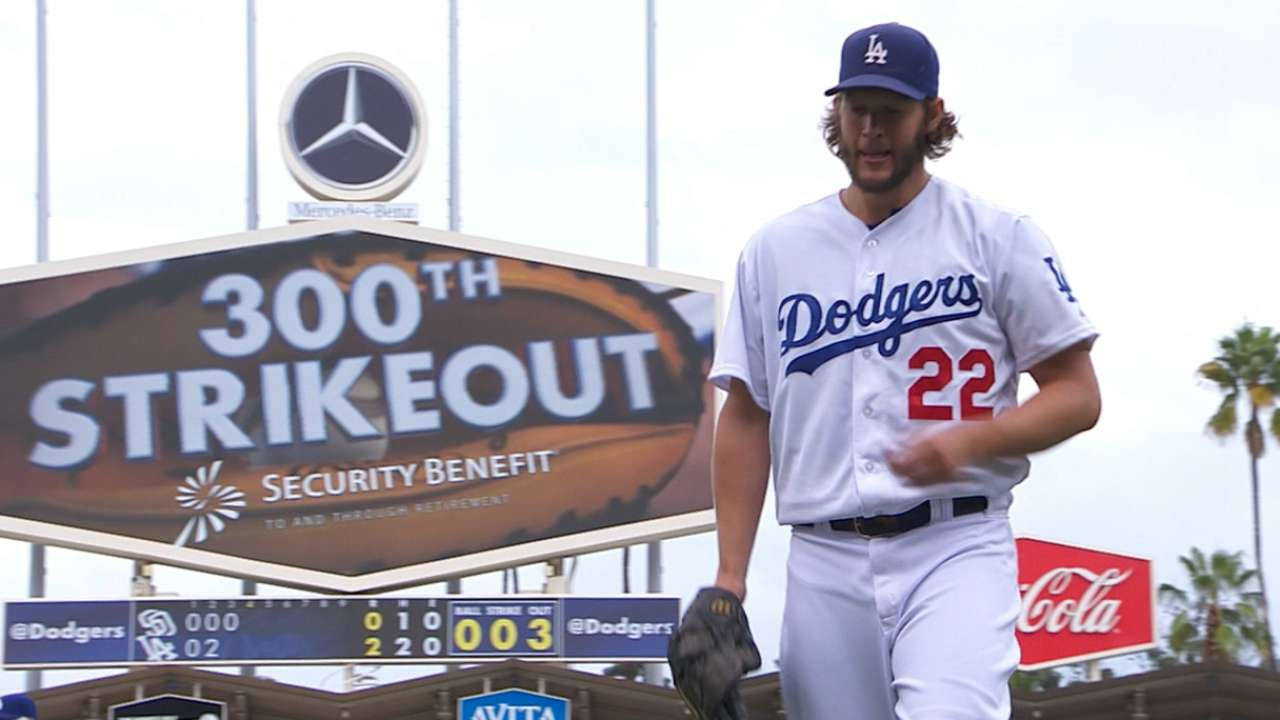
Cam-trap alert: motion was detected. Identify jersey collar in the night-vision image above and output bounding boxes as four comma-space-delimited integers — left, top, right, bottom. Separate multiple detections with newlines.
835, 175, 938, 236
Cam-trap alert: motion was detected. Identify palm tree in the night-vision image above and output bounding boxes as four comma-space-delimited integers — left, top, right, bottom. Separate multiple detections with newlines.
1008, 668, 1064, 693
1198, 322, 1280, 671
602, 661, 644, 680
1158, 548, 1271, 666
1144, 647, 1180, 671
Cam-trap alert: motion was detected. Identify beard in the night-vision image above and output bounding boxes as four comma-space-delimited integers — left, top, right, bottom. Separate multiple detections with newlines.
841, 128, 927, 194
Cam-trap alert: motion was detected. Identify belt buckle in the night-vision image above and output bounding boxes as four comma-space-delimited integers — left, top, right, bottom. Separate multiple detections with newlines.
854, 513, 904, 538
853, 515, 893, 538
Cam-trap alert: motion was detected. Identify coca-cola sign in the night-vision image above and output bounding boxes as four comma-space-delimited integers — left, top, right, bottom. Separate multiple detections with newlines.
1015, 537, 1155, 669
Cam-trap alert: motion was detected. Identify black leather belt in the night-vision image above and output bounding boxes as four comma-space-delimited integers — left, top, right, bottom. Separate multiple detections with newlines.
796, 496, 988, 538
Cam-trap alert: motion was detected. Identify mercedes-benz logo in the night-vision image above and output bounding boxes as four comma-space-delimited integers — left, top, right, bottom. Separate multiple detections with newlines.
280, 53, 428, 201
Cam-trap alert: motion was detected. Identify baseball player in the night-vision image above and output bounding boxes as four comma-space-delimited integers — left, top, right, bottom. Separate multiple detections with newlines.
705, 22, 1101, 719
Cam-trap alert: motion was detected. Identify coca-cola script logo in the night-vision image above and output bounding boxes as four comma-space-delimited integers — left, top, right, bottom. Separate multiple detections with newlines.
1015, 538, 1155, 670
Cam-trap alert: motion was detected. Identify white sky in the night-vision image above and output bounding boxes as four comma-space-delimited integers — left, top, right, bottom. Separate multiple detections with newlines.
2, 0, 1280, 694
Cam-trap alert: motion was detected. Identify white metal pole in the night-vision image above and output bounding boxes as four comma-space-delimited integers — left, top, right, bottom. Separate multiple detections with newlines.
35, 0, 49, 263
245, 0, 259, 232
448, 0, 460, 232
242, 0, 259, 678
643, 0, 663, 687
445, 0, 463, 670
28, 0, 49, 693
644, 0, 657, 268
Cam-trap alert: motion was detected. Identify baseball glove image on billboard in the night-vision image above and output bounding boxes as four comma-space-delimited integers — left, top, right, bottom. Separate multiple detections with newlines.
0, 221, 719, 591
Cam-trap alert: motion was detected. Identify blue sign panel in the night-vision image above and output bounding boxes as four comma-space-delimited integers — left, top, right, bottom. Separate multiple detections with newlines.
561, 596, 678, 659
3, 601, 131, 664
2, 595, 680, 667
457, 689, 568, 720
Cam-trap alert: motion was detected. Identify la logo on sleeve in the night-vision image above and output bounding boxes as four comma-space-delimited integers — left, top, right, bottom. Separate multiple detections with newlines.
1043, 257, 1076, 303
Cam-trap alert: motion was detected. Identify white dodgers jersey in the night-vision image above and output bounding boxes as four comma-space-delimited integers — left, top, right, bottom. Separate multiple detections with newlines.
709, 177, 1098, 523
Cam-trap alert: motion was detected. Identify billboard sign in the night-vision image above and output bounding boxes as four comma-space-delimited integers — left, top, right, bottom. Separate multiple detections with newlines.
457, 689, 568, 720
0, 219, 718, 592
1015, 537, 1156, 669
2, 595, 679, 668
108, 695, 225, 720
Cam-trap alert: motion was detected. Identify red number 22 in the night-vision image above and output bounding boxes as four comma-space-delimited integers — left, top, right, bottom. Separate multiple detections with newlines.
907, 347, 994, 420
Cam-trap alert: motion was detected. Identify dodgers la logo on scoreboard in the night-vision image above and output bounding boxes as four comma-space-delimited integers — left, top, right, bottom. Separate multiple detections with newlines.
457, 689, 568, 720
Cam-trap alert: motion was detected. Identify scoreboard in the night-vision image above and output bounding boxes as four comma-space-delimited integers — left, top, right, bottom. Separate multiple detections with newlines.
2, 595, 678, 668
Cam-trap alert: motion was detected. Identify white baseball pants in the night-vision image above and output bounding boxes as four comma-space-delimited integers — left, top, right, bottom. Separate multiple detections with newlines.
778, 505, 1021, 719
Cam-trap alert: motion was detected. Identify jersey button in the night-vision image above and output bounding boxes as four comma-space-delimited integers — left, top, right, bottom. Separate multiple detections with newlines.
863, 461, 876, 473
863, 406, 874, 417
861, 349, 872, 359
865, 238, 878, 248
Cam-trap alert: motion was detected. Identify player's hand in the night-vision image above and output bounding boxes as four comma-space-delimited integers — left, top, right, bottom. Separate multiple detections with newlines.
887, 425, 978, 485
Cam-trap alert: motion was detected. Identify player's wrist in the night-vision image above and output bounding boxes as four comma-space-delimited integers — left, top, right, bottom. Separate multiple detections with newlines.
713, 571, 748, 601
947, 421, 992, 467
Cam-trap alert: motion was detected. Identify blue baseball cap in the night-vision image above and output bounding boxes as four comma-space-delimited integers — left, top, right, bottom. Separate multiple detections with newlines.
0, 694, 36, 720
824, 23, 939, 100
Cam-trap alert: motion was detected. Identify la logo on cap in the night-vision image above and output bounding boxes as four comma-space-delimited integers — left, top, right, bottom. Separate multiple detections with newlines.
864, 33, 888, 64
